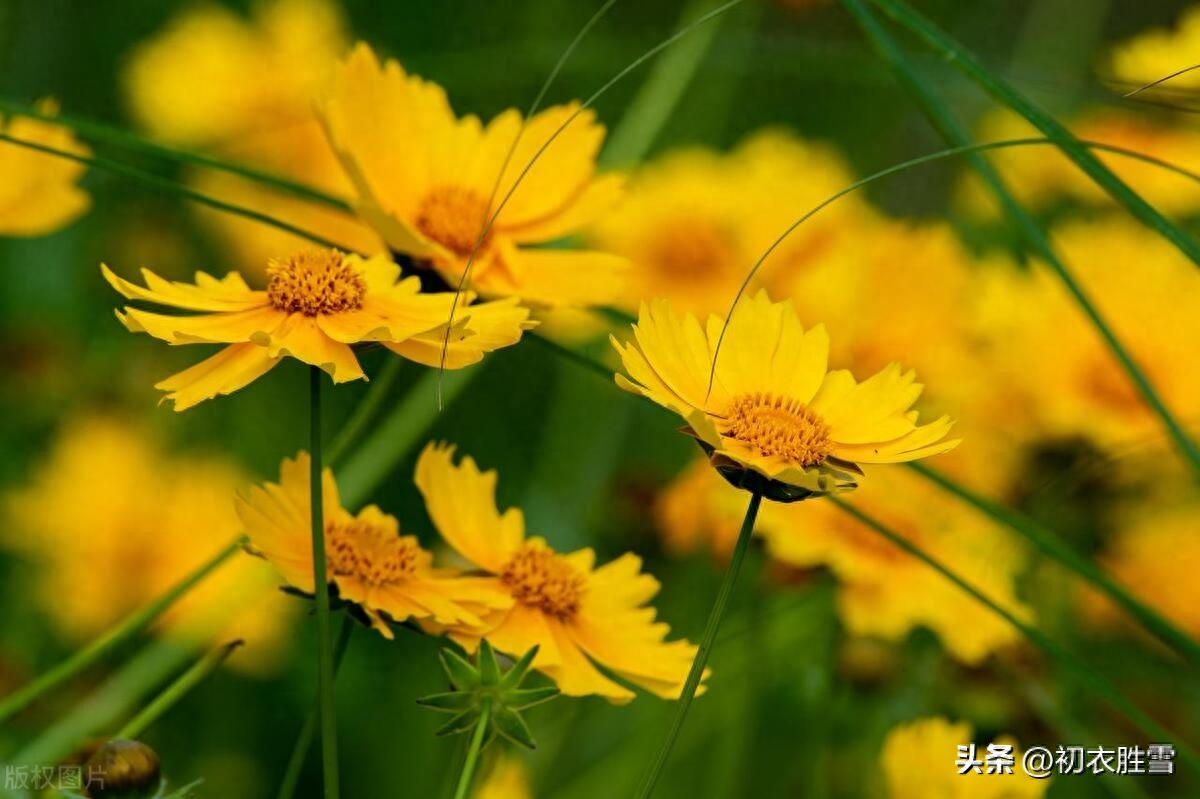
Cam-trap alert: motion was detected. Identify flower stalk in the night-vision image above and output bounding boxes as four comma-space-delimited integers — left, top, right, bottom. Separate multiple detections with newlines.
452, 699, 492, 799
310, 366, 340, 799
636, 490, 763, 799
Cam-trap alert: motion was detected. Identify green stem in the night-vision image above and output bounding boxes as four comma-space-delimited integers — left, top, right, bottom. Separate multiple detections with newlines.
829, 496, 1200, 771
309, 366, 340, 799
0, 536, 244, 724
909, 462, 1200, 663
452, 700, 492, 799
327, 358, 404, 466
864, 0, 1200, 270
841, 0, 1200, 477
636, 491, 763, 799
115, 640, 243, 739
0, 131, 345, 250
0, 98, 351, 210
276, 615, 355, 799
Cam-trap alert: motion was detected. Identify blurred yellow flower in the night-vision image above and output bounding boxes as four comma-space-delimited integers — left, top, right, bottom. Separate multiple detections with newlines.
957, 109, 1200, 216
0, 100, 91, 237
974, 218, 1200, 449
1109, 6, 1200, 94
122, 0, 381, 271
658, 460, 1032, 664
102, 249, 531, 410
1081, 501, 1200, 639
612, 291, 958, 498
237, 452, 509, 639
320, 44, 627, 307
588, 128, 871, 316
415, 442, 700, 702
475, 754, 533, 799
3, 416, 293, 673
881, 717, 1049, 798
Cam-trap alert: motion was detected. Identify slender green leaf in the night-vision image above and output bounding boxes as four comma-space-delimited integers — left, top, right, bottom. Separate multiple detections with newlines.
115, 640, 243, 740
416, 692, 478, 713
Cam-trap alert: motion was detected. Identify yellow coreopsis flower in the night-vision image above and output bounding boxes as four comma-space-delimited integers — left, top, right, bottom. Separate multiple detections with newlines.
237, 452, 511, 639
612, 291, 959, 500
0, 100, 91, 237
102, 249, 531, 410
319, 44, 627, 307
3, 415, 294, 673
414, 442, 700, 702
881, 717, 1049, 799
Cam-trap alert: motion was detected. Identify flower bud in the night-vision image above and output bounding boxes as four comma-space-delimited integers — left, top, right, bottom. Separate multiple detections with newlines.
84, 739, 161, 798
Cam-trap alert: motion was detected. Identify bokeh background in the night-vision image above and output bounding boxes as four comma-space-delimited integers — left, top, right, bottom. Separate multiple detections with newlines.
1, 0, 1198, 797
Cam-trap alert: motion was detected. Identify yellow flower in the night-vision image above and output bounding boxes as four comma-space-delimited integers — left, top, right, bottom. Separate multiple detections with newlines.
102, 249, 531, 410
475, 754, 533, 799
319, 44, 627, 307
588, 128, 872, 317
1109, 6, 1200, 94
236, 452, 510, 639
0, 99, 90, 237
414, 442, 700, 702
883, 715, 1051, 796
658, 460, 1032, 664
974, 218, 1200, 448
612, 290, 959, 498
3, 415, 294, 674
882, 717, 1049, 799
122, 0, 382, 274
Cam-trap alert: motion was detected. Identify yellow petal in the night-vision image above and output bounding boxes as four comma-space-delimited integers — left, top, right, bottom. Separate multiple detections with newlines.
154, 342, 280, 411
478, 240, 627, 308
119, 305, 283, 344
102, 263, 263, 312
413, 442, 525, 573
259, 314, 365, 382
384, 297, 531, 368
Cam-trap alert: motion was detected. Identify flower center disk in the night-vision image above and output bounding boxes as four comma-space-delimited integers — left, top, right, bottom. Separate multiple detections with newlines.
326, 518, 421, 587
267, 249, 366, 316
415, 185, 492, 257
500, 542, 585, 620
720, 392, 832, 466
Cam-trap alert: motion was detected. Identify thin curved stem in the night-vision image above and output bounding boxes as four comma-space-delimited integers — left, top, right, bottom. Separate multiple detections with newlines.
115, 640, 243, 739
452, 700, 492, 799
309, 367, 340, 799
636, 490, 762, 799
276, 615, 355, 799
0, 536, 244, 724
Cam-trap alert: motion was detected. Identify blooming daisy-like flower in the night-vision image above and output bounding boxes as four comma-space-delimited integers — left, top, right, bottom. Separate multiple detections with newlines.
612, 290, 959, 500
415, 442, 700, 702
103, 249, 532, 410
319, 44, 626, 307
0, 99, 91, 237
236, 452, 510, 638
